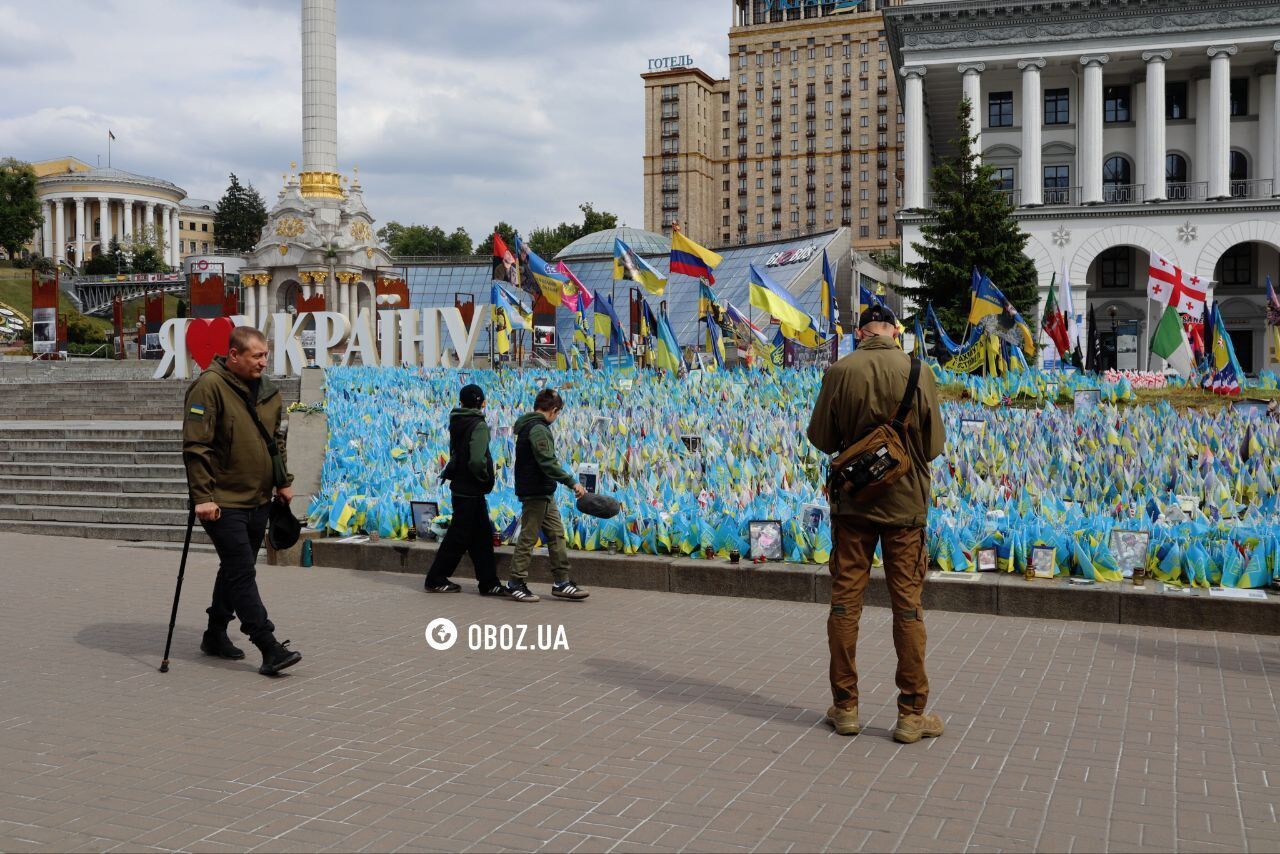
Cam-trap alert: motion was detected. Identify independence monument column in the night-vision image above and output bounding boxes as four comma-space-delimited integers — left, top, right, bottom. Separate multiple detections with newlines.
299, 0, 343, 200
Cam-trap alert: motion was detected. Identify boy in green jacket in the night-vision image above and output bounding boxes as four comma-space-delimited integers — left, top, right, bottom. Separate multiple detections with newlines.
508, 389, 588, 602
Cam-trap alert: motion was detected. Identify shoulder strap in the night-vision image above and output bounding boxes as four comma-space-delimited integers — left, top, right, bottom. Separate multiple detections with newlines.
890, 357, 922, 431
227, 381, 278, 455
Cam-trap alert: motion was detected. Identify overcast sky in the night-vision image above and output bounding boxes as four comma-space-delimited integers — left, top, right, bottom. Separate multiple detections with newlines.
1, 0, 730, 242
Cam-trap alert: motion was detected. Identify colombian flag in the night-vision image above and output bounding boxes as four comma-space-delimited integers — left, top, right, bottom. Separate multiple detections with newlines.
614, 238, 668, 296
748, 263, 821, 348
670, 230, 723, 285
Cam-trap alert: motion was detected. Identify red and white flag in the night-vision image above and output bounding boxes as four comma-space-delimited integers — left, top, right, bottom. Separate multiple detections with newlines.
1147, 252, 1207, 314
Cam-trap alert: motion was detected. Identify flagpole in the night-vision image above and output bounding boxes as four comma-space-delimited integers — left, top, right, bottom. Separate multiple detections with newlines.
1143, 296, 1151, 372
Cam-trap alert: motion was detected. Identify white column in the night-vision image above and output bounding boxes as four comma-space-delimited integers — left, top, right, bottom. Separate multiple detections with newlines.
301, 0, 338, 176
74, 197, 86, 267
1080, 55, 1109, 205
122, 199, 134, 241
901, 66, 926, 210
41, 201, 52, 257
338, 275, 349, 320
1194, 77, 1210, 185
1134, 82, 1146, 200
1143, 50, 1171, 201
245, 278, 257, 326
170, 207, 180, 267
958, 63, 985, 157
1208, 45, 1237, 199
1260, 50, 1277, 191
1273, 43, 1280, 195
53, 199, 65, 261
1018, 58, 1046, 206
144, 202, 156, 239
98, 197, 112, 251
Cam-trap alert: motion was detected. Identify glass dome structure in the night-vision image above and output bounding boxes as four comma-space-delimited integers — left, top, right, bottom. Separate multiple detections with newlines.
554, 227, 670, 260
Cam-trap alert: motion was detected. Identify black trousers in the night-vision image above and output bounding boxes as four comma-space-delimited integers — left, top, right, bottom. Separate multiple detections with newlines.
202, 504, 275, 647
426, 495, 499, 588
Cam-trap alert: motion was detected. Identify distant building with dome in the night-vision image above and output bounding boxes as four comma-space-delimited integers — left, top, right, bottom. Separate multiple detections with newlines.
554, 227, 671, 261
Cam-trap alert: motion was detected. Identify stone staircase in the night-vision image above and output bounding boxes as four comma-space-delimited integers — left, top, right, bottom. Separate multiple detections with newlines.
0, 373, 301, 545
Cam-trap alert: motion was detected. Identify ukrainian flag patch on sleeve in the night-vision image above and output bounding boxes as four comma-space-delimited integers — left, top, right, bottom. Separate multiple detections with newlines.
187, 403, 206, 420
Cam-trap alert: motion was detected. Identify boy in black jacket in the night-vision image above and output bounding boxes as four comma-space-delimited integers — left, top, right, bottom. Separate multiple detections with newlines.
424, 384, 508, 597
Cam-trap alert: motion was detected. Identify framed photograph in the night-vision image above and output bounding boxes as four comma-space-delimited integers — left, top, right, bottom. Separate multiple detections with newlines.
800, 502, 829, 531
1029, 545, 1057, 579
1074, 388, 1101, 413
748, 520, 783, 561
977, 547, 998, 572
533, 327, 555, 347
617, 377, 634, 392
576, 463, 598, 494
409, 501, 440, 541
1109, 529, 1150, 575
681, 434, 702, 454
959, 418, 986, 438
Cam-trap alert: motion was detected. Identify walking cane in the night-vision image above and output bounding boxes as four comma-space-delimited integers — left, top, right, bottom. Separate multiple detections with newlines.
159, 502, 197, 673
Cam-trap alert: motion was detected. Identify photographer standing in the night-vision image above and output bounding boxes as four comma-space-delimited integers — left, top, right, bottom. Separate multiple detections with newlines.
807, 305, 946, 743
183, 327, 301, 677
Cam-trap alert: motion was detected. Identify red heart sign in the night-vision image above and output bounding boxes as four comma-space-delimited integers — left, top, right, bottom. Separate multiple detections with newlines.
185, 317, 235, 370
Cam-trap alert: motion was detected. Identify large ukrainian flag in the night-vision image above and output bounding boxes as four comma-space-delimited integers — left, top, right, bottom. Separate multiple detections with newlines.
651, 302, 682, 373
968, 274, 1006, 325
516, 235, 568, 307
614, 238, 668, 296
748, 263, 821, 348
670, 231, 723, 284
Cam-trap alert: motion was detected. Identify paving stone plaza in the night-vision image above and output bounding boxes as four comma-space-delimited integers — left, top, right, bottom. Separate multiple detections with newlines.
2, 532, 1278, 853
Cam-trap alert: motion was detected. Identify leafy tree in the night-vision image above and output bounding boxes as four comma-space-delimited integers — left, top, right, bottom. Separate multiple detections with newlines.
473, 221, 518, 257
122, 225, 168, 273
66, 313, 104, 345
212, 173, 268, 253
82, 254, 117, 275
0, 158, 43, 262
527, 203, 618, 258
898, 100, 1038, 336
377, 222, 473, 257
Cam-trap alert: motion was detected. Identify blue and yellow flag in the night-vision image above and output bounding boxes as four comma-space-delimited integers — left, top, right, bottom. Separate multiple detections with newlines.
1208, 300, 1243, 396
515, 235, 568, 307
748, 263, 821, 348
651, 302, 682, 373
670, 230, 723, 284
969, 274, 1006, 326
819, 250, 842, 339
591, 290, 629, 354
614, 238, 668, 296
700, 283, 725, 370
493, 282, 531, 329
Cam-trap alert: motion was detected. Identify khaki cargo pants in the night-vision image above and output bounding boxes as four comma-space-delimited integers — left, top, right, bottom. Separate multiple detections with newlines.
828, 517, 929, 716
509, 498, 570, 583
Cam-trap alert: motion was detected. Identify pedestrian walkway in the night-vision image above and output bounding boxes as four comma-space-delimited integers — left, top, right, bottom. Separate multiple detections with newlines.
1, 532, 1276, 852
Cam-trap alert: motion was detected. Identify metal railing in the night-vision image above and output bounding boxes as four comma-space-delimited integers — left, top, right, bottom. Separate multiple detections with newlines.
1041, 186, 1082, 206
996, 189, 1021, 207
1166, 181, 1208, 202
1102, 183, 1145, 204
1229, 178, 1274, 199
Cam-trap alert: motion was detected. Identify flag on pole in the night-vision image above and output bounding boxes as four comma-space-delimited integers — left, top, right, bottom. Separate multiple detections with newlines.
650, 303, 682, 374
748, 263, 821, 347
108, 130, 116, 141
1150, 303, 1195, 376
555, 260, 593, 312
1147, 251, 1207, 314
614, 238, 667, 296
515, 236, 567, 307
819, 250, 842, 339
1207, 301, 1243, 396
1041, 273, 1070, 359
491, 232, 519, 286
669, 230, 723, 284
1266, 275, 1280, 365
493, 282, 531, 329
591, 290, 629, 353
1059, 262, 1082, 368
700, 283, 725, 370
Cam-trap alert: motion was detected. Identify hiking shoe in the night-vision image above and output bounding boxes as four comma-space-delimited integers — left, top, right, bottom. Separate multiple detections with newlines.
258, 640, 302, 676
825, 705, 861, 736
200, 629, 245, 661
506, 581, 540, 602
479, 584, 511, 598
551, 580, 589, 600
893, 712, 944, 744
425, 578, 462, 593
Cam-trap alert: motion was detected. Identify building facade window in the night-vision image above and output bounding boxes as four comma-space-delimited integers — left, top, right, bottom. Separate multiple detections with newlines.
1098, 247, 1130, 289
1166, 81, 1188, 119
1103, 85, 1130, 123
1230, 78, 1248, 117
992, 167, 1015, 191
1218, 244, 1252, 286
1043, 164, 1071, 203
1044, 88, 1069, 124
988, 92, 1014, 128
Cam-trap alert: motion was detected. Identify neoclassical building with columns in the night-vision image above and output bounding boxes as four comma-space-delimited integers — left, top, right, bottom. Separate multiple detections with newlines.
887, 0, 1280, 373
25, 157, 188, 270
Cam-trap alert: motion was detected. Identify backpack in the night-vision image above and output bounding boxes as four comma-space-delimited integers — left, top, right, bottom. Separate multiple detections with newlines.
827, 356, 920, 500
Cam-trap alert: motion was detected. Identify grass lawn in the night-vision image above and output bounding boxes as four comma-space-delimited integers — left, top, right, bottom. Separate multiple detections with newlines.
0, 264, 183, 336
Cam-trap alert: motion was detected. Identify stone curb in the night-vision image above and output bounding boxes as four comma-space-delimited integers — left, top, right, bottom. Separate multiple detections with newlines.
309, 539, 1280, 634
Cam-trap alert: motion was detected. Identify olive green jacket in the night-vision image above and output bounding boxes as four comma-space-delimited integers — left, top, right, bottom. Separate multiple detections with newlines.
182, 357, 292, 509
806, 336, 945, 527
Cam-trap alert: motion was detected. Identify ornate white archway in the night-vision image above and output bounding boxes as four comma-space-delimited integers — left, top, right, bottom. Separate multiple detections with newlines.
1193, 220, 1280, 283
1069, 224, 1181, 287
1022, 234, 1055, 289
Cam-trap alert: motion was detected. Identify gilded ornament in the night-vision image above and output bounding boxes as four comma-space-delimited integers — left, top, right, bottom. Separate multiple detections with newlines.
279, 244, 289, 256
351, 221, 372, 242
275, 217, 305, 238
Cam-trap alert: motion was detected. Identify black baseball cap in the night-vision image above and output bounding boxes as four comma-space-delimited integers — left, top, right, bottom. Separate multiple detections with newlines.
459, 384, 485, 407
858, 304, 897, 328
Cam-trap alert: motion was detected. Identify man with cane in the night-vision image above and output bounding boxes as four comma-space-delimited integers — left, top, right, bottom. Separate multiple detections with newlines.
178, 326, 301, 676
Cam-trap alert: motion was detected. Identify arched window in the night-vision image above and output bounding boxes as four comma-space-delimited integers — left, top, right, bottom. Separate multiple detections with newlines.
1216, 245, 1253, 288
1098, 247, 1131, 289
1229, 151, 1249, 197
1103, 156, 1133, 202
1165, 153, 1189, 195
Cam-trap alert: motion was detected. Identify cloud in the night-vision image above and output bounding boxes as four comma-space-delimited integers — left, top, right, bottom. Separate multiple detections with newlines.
0, 0, 730, 239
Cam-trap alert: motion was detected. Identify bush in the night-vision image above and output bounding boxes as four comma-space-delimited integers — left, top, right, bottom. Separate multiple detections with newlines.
82, 255, 117, 275
66, 314, 105, 345
66, 342, 110, 357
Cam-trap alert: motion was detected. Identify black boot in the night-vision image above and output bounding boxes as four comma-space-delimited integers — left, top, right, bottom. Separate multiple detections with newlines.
256, 637, 302, 676
201, 628, 246, 660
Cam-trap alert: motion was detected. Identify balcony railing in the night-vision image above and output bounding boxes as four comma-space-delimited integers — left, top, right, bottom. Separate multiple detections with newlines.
1102, 183, 1144, 204
1166, 181, 1208, 201
661, 129, 679, 138
1230, 178, 1274, 199
997, 189, 1021, 207
661, 109, 679, 119
1041, 186, 1081, 206
662, 94, 679, 103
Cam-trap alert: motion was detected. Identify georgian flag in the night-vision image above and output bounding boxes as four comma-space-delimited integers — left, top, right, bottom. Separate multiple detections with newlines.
1147, 252, 1207, 314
